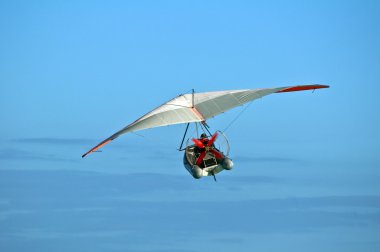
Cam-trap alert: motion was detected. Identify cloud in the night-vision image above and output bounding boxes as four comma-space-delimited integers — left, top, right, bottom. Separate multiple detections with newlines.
233, 155, 297, 163
1, 169, 380, 252
225, 175, 285, 184
2, 194, 380, 239
11, 138, 94, 145
9, 137, 162, 158
212, 237, 245, 244
0, 170, 199, 201
0, 210, 33, 221
10, 137, 158, 150
0, 149, 75, 162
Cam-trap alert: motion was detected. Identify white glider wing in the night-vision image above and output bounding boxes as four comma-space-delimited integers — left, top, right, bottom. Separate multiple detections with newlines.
82, 84, 329, 157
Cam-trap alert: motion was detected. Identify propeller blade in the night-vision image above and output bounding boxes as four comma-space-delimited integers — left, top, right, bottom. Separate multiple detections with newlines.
210, 149, 224, 159
192, 138, 205, 148
208, 132, 219, 146
196, 151, 207, 166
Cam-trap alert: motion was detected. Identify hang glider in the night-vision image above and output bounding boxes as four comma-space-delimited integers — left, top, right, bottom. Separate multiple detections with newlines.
82, 84, 329, 158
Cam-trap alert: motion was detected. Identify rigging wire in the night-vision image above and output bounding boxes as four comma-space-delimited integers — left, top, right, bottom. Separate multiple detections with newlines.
131, 132, 145, 138
195, 122, 199, 138
222, 100, 255, 133
199, 121, 212, 136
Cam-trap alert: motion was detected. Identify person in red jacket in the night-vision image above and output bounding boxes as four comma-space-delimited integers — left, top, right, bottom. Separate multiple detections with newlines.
194, 133, 209, 155
199, 133, 209, 145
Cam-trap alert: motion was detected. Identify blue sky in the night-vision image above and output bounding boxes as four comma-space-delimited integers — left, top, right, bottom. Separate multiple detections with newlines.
1, 1, 380, 251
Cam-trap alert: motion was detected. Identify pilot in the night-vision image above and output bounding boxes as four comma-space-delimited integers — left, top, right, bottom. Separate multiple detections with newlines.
199, 133, 209, 145
194, 133, 208, 155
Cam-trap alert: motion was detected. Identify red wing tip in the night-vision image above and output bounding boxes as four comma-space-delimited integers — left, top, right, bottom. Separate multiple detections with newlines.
82, 139, 113, 158
313, 84, 330, 89
82, 151, 91, 158
277, 84, 329, 93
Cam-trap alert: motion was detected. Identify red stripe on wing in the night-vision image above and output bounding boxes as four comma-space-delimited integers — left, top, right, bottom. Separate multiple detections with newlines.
276, 84, 329, 93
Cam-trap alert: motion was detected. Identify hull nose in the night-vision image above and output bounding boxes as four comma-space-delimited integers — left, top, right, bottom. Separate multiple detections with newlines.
222, 158, 233, 170
191, 165, 203, 179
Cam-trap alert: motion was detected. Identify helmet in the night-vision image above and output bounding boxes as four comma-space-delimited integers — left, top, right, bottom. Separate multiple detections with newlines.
200, 133, 207, 138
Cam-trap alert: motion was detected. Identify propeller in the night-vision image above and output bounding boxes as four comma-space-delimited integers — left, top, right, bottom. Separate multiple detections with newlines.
192, 132, 224, 166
